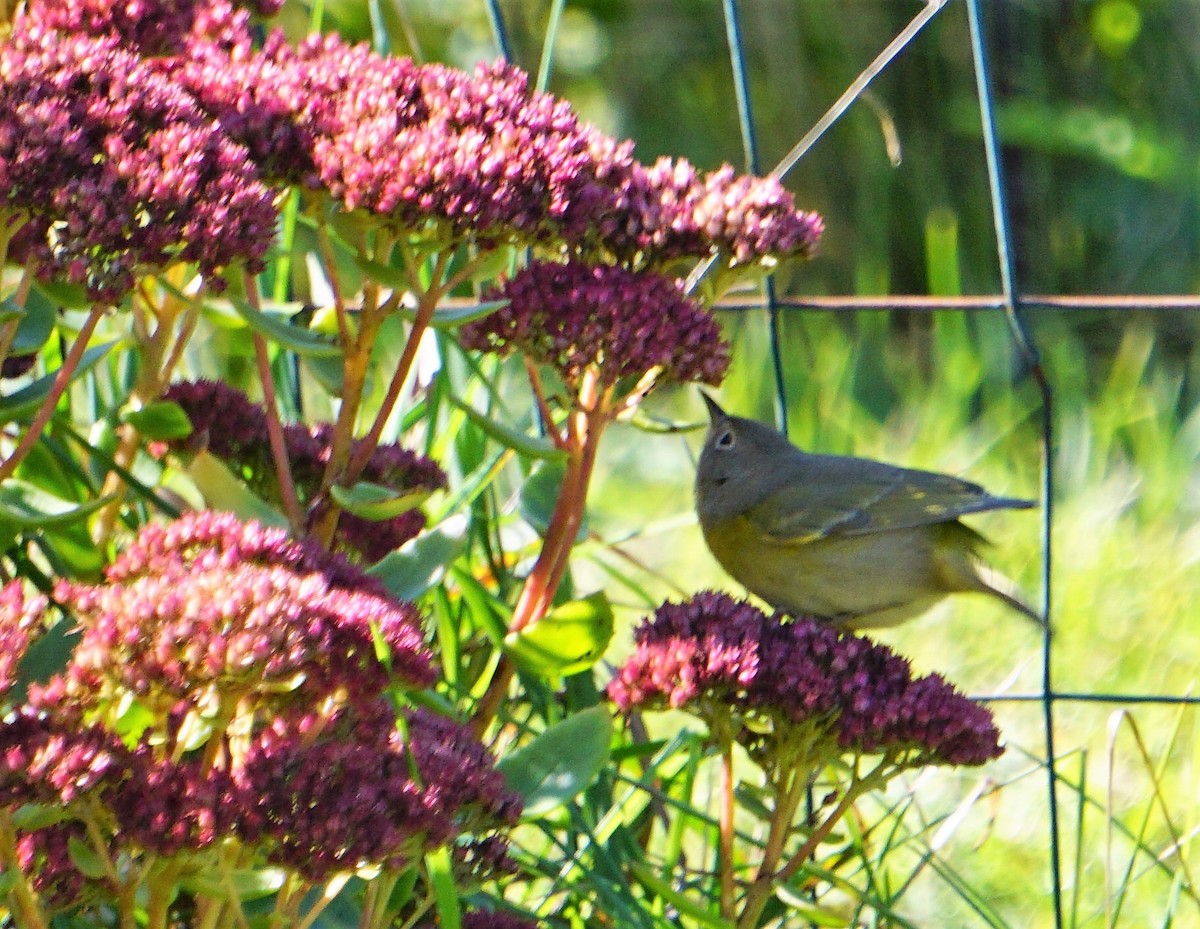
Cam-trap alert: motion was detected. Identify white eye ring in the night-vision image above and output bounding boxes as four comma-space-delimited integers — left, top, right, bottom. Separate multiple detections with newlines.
715, 428, 735, 449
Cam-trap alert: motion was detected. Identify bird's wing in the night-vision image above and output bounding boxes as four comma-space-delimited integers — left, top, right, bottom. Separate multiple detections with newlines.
747, 462, 1033, 544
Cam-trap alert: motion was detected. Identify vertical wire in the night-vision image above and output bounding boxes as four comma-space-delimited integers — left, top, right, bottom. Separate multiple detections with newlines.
965, 3, 1063, 927
484, 0, 513, 62
721, 0, 789, 432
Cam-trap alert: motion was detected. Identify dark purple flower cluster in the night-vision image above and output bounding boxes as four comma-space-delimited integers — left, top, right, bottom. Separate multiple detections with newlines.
0, 581, 45, 695
162, 380, 448, 560
24, 0, 279, 56
160, 378, 268, 460
458, 911, 541, 929
0, 353, 37, 379
459, 260, 730, 391
607, 592, 1003, 768
236, 703, 521, 882
57, 511, 435, 716
0, 25, 276, 302
16, 822, 91, 910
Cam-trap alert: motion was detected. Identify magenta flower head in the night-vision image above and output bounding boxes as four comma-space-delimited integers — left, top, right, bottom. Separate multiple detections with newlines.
607, 592, 1003, 770
0, 25, 276, 302
23, 0, 280, 56
57, 511, 434, 718
0, 581, 46, 696
587, 153, 825, 271
460, 260, 730, 394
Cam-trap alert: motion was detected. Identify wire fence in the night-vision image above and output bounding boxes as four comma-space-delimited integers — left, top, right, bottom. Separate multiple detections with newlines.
481, 2, 1198, 926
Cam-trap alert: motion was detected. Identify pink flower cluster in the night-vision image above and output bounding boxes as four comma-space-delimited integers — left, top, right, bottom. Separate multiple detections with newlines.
0, 25, 276, 301
24, 0, 280, 56
56, 510, 435, 715
459, 260, 730, 391
0, 580, 45, 694
162, 379, 447, 561
0, 512, 520, 901
607, 592, 1003, 768
169, 29, 821, 267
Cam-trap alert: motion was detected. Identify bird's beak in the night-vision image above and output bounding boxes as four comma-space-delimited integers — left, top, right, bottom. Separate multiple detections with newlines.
700, 392, 726, 423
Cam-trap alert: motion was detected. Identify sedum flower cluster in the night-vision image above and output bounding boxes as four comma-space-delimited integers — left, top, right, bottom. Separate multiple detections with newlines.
608, 591, 1003, 771
0, 513, 519, 917
162, 379, 447, 561
460, 260, 730, 394
0, 24, 276, 302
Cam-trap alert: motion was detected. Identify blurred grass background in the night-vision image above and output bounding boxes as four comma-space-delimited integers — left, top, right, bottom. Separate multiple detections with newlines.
283, 1, 1200, 924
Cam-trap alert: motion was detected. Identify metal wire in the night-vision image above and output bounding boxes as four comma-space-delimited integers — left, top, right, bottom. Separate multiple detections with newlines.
479, 1, 1198, 925
965, 4, 1063, 925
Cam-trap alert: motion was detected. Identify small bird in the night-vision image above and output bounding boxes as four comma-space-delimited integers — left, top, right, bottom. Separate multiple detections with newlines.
694, 394, 1043, 630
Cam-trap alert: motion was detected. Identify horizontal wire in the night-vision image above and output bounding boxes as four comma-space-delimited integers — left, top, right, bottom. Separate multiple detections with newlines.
974, 692, 1200, 706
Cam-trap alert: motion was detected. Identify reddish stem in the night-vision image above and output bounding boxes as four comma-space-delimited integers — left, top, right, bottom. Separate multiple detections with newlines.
471, 374, 609, 735
0, 302, 106, 484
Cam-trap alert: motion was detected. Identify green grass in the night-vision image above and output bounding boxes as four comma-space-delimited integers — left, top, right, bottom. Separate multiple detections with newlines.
583, 306, 1200, 927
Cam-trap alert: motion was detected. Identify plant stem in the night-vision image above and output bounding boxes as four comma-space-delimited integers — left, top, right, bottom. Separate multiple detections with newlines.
343, 281, 438, 482
0, 301, 106, 484
252, 330, 305, 533
471, 372, 609, 735
0, 809, 49, 929
735, 760, 815, 929
716, 715, 737, 921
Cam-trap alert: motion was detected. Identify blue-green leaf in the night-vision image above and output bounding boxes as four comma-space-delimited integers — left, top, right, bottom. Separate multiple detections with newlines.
230, 298, 341, 357
11, 288, 57, 355
519, 459, 585, 538
0, 481, 112, 530
397, 298, 508, 329
367, 514, 468, 601
447, 396, 563, 461
497, 706, 613, 818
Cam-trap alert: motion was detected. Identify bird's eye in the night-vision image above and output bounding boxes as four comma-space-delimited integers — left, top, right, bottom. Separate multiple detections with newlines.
715, 428, 735, 449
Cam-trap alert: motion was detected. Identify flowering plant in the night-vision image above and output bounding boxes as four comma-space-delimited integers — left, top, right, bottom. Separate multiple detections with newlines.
0, 3, 1006, 928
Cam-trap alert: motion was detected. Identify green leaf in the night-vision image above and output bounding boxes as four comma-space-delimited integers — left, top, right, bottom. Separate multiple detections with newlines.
67, 835, 109, 879
519, 460, 585, 538
184, 451, 288, 528
11, 288, 57, 355
628, 861, 736, 929
367, 514, 467, 601
424, 846, 460, 929
505, 591, 613, 676
230, 298, 341, 357
180, 867, 287, 901
0, 481, 112, 530
330, 482, 431, 521
33, 278, 90, 310
353, 255, 409, 290
446, 395, 564, 461
11, 804, 67, 831
497, 705, 613, 818
122, 400, 193, 440
0, 340, 117, 422
396, 298, 509, 330
14, 618, 78, 702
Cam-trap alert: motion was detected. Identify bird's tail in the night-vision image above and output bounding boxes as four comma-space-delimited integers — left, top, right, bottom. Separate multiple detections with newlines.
973, 561, 1047, 631
934, 536, 1048, 631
